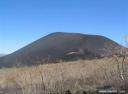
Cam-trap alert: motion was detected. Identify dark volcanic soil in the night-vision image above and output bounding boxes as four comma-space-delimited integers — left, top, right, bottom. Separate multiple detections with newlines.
0, 32, 124, 67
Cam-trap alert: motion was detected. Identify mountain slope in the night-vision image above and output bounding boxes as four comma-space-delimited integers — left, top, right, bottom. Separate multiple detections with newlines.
0, 32, 125, 67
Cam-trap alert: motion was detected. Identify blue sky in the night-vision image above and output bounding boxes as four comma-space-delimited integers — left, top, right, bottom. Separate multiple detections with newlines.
0, 0, 128, 54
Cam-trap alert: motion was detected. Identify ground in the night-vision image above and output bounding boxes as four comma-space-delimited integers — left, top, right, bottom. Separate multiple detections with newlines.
0, 57, 127, 94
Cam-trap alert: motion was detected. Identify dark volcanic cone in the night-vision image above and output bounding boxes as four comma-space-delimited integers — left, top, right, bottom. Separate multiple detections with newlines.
0, 32, 125, 67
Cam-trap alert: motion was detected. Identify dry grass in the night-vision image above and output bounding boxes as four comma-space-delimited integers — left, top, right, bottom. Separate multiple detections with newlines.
0, 57, 127, 94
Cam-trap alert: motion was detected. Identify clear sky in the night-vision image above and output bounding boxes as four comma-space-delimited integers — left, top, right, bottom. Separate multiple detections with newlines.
0, 0, 128, 54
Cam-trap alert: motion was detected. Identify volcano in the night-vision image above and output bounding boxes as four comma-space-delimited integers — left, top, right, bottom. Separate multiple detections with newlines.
0, 32, 125, 67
